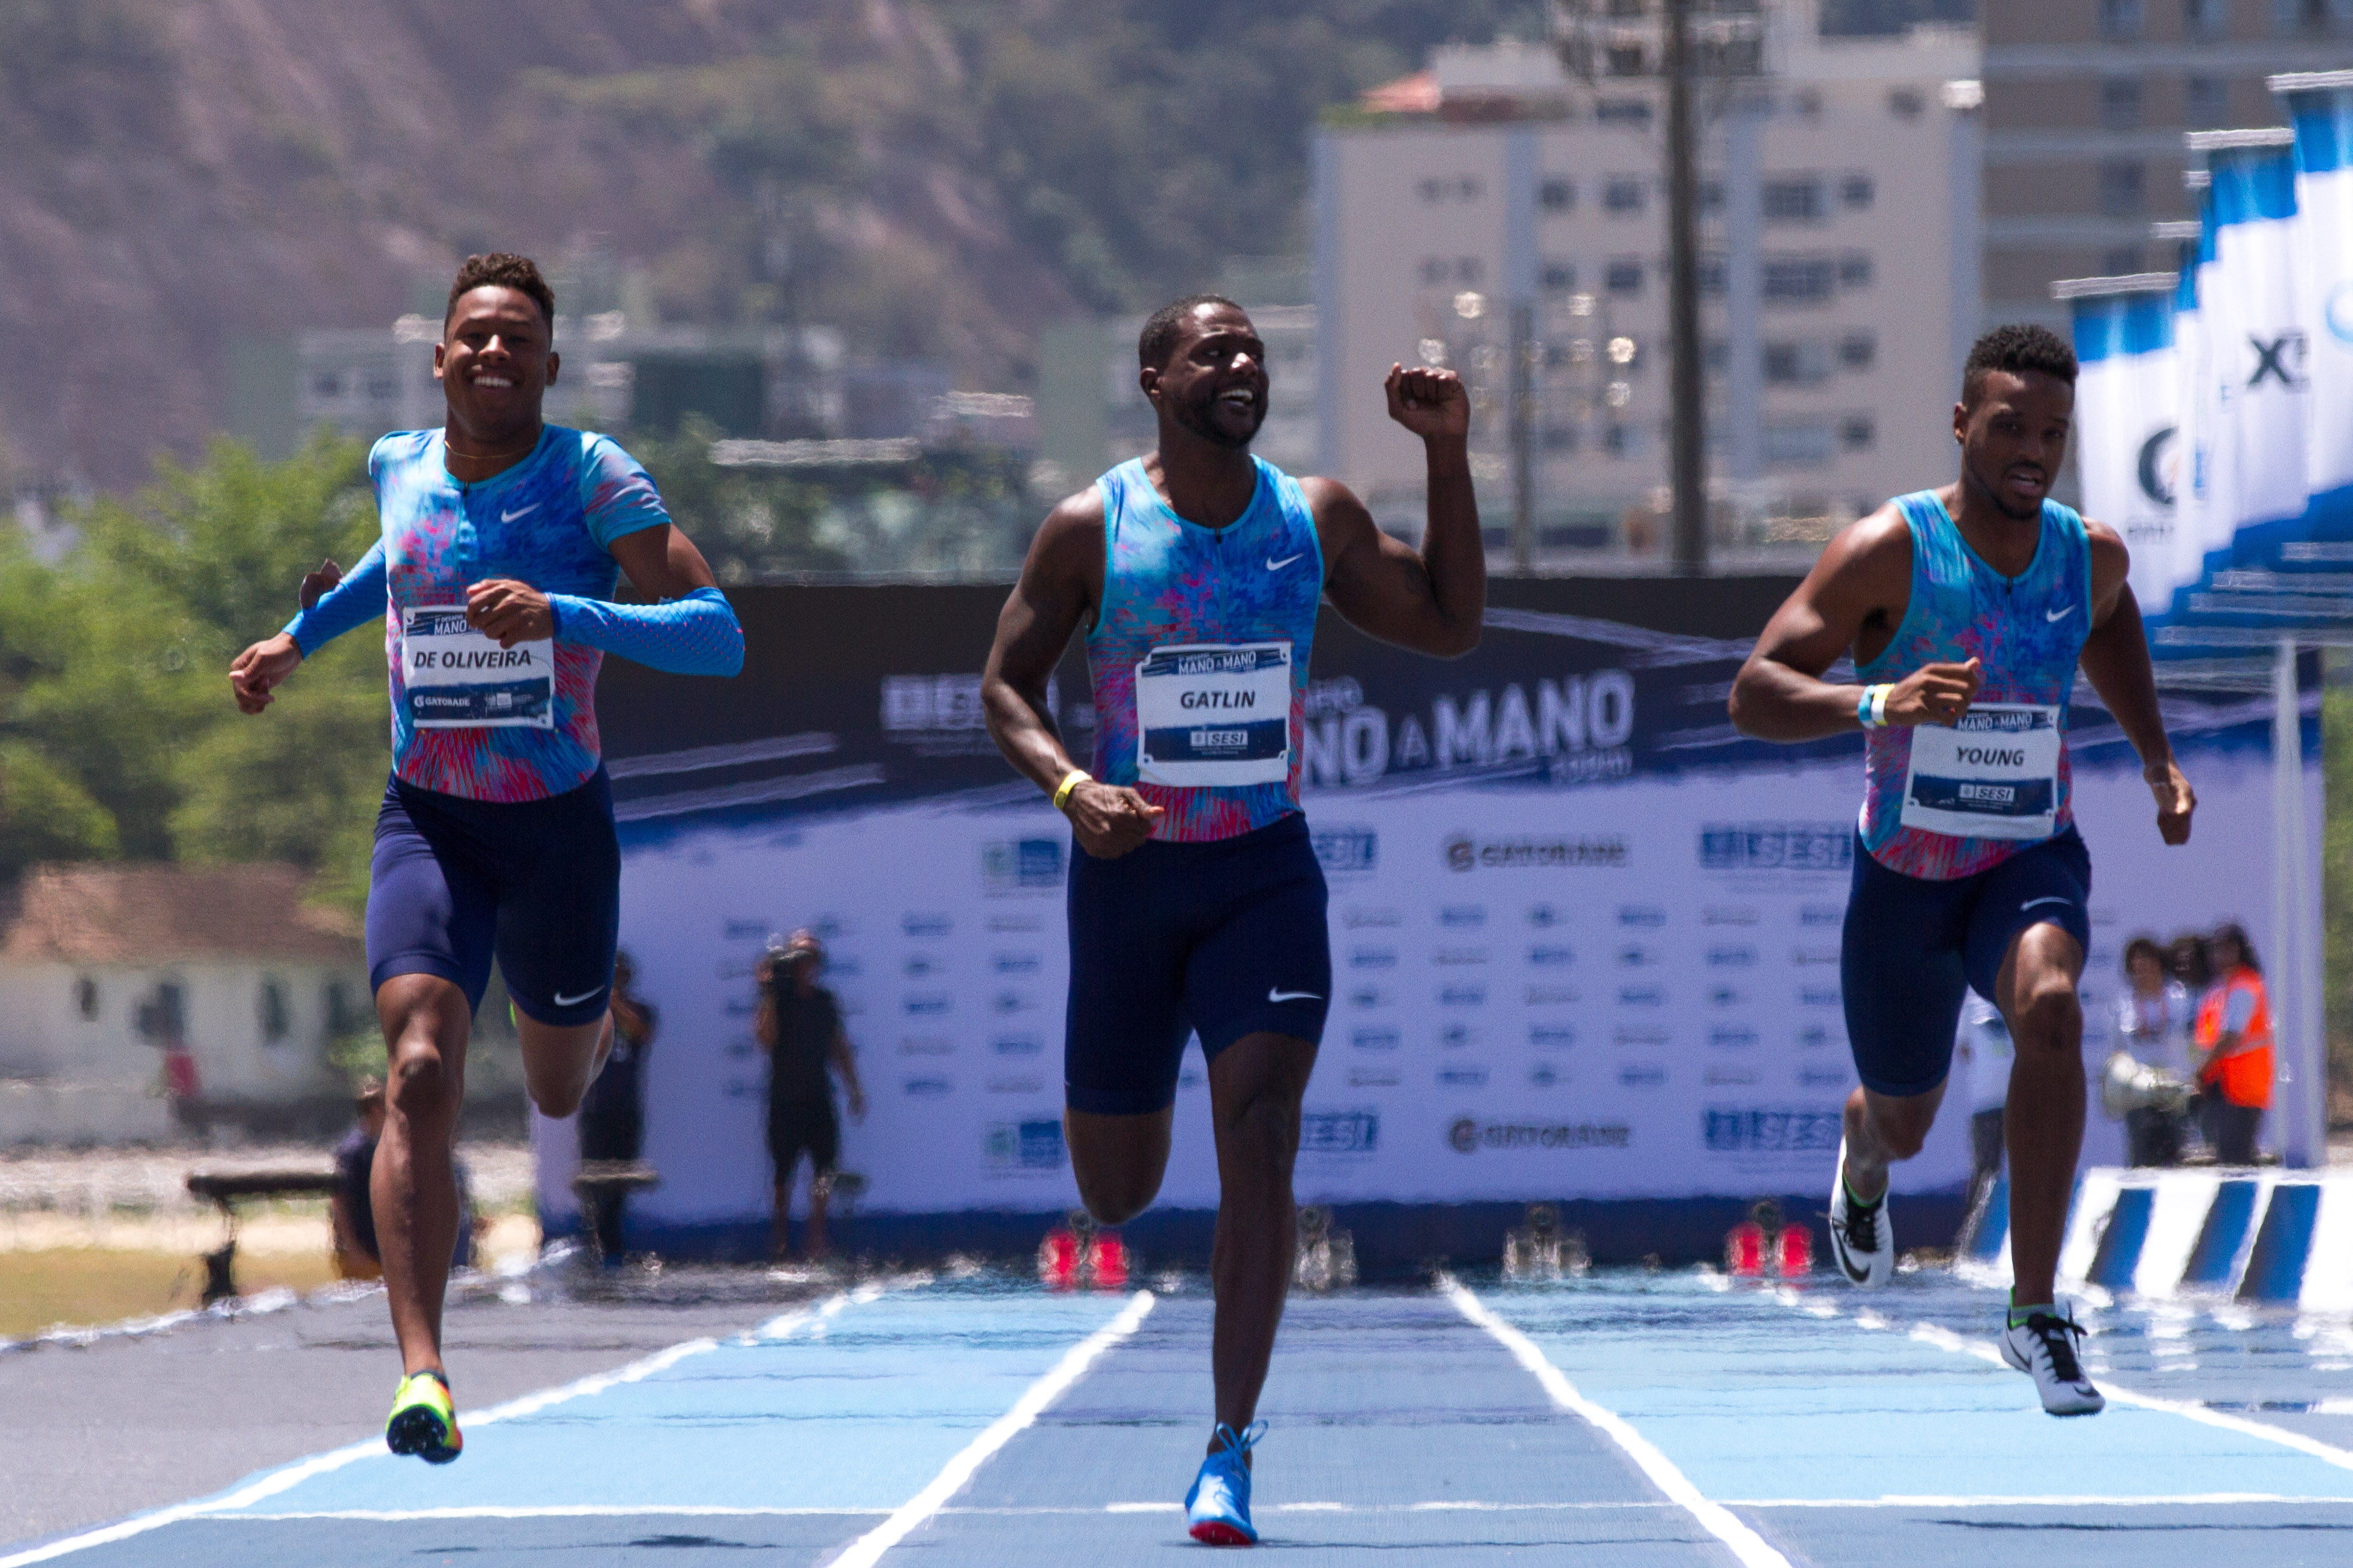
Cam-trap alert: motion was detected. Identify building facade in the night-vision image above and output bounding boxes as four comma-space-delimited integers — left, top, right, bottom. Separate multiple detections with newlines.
1315, 4, 1979, 563
1981, 0, 2353, 332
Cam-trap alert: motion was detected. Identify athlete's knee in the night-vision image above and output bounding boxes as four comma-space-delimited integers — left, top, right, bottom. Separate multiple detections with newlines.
2010, 969, 2082, 1050
1860, 1096, 1936, 1162
1217, 1081, 1304, 1167
528, 1077, 586, 1121
1074, 1165, 1161, 1227
386, 1035, 459, 1122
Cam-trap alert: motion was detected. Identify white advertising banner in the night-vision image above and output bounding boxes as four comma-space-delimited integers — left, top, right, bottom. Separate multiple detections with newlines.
541, 598, 2308, 1231
2275, 74, 2353, 524
2064, 281, 2180, 614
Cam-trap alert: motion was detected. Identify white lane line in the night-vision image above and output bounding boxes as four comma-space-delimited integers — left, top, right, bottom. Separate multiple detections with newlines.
188, 1492, 2351, 1524
1889, 1312, 2353, 1473
0, 1284, 890, 1568
1442, 1278, 1795, 1568
826, 1290, 1155, 1568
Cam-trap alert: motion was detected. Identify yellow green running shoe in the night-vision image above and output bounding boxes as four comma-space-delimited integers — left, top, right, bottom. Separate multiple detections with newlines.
385, 1370, 463, 1464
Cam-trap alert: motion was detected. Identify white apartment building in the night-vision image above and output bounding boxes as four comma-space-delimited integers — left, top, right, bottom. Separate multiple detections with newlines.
1313, 2, 1981, 562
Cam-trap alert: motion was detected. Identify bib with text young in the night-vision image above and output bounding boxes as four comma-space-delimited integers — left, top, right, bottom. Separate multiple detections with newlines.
1900, 703, 2061, 841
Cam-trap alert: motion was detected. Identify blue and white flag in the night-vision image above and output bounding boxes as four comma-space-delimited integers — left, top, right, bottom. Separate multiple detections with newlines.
2167, 239, 2212, 611
2274, 72, 2353, 536
2193, 133, 2307, 566
2058, 276, 2180, 614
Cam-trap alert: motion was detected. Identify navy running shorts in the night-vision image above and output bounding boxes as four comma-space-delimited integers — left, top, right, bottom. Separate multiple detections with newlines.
366, 769, 621, 1027
1064, 813, 1331, 1116
1840, 827, 2091, 1099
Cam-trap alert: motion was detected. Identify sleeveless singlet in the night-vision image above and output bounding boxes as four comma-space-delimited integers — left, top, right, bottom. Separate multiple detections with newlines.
1085, 457, 1324, 843
1857, 491, 2092, 881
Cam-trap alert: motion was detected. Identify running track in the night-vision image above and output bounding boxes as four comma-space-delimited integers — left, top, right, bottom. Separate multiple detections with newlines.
5, 1270, 2348, 1566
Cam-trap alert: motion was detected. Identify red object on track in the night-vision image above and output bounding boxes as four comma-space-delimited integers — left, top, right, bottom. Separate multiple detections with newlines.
1776, 1224, 1813, 1276
1088, 1233, 1130, 1290
1038, 1228, 1080, 1291
1725, 1221, 1766, 1277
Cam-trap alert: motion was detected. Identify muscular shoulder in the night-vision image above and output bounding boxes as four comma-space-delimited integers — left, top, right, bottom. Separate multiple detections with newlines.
1297, 474, 1378, 563
1028, 484, 1107, 576
2082, 514, 2130, 598
1813, 501, 1914, 604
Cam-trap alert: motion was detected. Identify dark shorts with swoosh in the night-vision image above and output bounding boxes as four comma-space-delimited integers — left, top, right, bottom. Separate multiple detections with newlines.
1841, 827, 2091, 1098
366, 769, 621, 1027
1064, 813, 1331, 1116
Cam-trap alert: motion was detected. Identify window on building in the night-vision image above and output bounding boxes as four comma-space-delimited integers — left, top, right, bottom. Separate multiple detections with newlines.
1701, 180, 1726, 212
2187, 74, 2230, 127
1457, 176, 1484, 201
1604, 422, 1647, 457
2101, 0, 2147, 35
1607, 0, 1647, 15
2102, 244, 2145, 274
1763, 178, 1827, 223
1604, 259, 1647, 296
1765, 421, 1836, 468
1604, 177, 1648, 214
1543, 425, 1581, 454
1606, 44, 1650, 75
1595, 99, 1654, 125
1543, 261, 1579, 293
2098, 160, 2147, 217
1839, 332, 1877, 370
1540, 176, 1576, 212
2100, 78, 2143, 130
74, 976, 98, 1021
1420, 178, 1445, 203
366, 374, 397, 402
1886, 87, 1924, 119
1699, 253, 1728, 295
1840, 173, 1875, 211
1764, 341, 1833, 386
1841, 415, 1876, 451
1763, 258, 1836, 305
2186, 0, 2228, 35
312, 372, 342, 398
1704, 338, 1731, 371
1456, 256, 1486, 283
1837, 253, 1873, 288
1420, 257, 1448, 284
258, 978, 291, 1042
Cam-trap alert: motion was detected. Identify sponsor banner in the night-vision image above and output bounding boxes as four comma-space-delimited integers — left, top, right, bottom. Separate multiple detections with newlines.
537, 587, 2307, 1226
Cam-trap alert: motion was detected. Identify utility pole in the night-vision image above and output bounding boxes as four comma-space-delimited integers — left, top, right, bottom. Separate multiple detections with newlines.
1663, 0, 1708, 575
1510, 299, 1535, 574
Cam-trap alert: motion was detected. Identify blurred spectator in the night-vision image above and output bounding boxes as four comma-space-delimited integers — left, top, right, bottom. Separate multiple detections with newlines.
577, 951, 657, 1261
1955, 993, 2011, 1213
2193, 924, 2273, 1164
2113, 934, 2193, 1166
330, 1074, 474, 1278
330, 1077, 388, 1281
758, 930, 866, 1260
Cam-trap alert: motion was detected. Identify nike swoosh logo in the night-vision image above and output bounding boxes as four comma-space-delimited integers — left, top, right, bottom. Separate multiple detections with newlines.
1836, 1245, 1870, 1284
551, 987, 606, 1008
2020, 896, 2072, 912
1265, 554, 1303, 571
1268, 988, 1322, 1003
502, 502, 541, 522
2045, 605, 2074, 622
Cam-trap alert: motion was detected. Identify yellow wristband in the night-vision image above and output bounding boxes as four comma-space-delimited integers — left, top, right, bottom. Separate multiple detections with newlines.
1052, 769, 1091, 812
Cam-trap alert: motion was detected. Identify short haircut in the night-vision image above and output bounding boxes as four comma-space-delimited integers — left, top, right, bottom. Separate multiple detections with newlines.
1138, 293, 1243, 371
1962, 323, 2076, 406
2211, 921, 2260, 974
446, 252, 556, 334
2122, 934, 2166, 976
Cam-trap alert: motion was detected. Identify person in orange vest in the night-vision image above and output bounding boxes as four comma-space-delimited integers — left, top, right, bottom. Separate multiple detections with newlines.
2192, 924, 2271, 1165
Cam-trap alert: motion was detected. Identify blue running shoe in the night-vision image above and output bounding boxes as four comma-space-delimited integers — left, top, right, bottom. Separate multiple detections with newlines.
1185, 1421, 1266, 1546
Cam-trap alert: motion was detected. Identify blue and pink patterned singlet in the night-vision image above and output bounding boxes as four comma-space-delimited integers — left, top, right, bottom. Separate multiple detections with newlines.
1085, 457, 1324, 843
1856, 490, 2093, 881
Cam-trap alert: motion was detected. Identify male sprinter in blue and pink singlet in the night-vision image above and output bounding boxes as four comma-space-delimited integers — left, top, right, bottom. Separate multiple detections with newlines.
229, 253, 744, 1462
1731, 324, 2196, 1416
983, 297, 1483, 1543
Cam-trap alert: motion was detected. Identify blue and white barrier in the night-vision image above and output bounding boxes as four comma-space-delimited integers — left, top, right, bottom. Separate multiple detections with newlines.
1965, 1167, 2352, 1309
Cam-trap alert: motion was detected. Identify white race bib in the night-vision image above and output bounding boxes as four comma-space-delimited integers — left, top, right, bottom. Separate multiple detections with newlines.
1135, 641, 1292, 787
1900, 703, 2062, 840
401, 606, 555, 730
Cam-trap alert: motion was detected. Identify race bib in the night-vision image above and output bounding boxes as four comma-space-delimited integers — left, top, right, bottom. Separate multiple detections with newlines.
1135, 641, 1292, 787
401, 606, 555, 730
1900, 703, 2061, 840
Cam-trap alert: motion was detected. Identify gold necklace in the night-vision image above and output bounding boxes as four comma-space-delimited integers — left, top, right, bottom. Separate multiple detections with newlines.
445, 431, 541, 464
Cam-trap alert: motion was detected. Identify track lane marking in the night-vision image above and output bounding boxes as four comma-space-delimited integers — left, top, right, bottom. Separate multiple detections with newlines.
825, 1289, 1155, 1568
0, 1284, 895, 1568
1442, 1278, 1797, 1568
